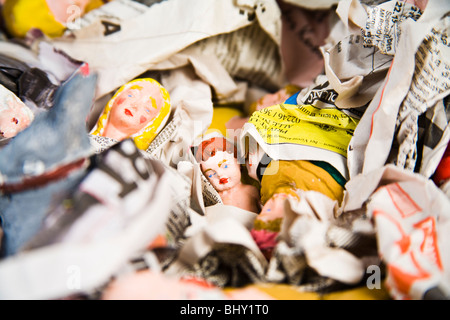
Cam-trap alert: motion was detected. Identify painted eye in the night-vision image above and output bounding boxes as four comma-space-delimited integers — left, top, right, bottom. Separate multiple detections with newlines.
128, 94, 133, 98
208, 172, 216, 178
145, 108, 151, 113
224, 164, 228, 168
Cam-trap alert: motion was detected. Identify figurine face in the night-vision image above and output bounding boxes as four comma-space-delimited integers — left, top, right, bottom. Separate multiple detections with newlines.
108, 84, 162, 137
91, 78, 171, 150
258, 193, 289, 222
201, 150, 241, 192
0, 86, 34, 138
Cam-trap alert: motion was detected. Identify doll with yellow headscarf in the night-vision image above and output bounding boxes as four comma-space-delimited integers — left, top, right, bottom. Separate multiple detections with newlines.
90, 78, 171, 151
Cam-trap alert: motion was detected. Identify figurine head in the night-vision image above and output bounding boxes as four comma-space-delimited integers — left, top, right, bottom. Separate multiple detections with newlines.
0, 84, 34, 139
91, 78, 171, 150
196, 137, 242, 192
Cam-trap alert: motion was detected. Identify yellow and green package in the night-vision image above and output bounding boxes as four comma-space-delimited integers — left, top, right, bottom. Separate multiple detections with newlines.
242, 103, 360, 182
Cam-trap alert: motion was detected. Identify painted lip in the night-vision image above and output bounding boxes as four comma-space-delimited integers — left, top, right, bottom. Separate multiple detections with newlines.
124, 108, 133, 116
219, 178, 228, 184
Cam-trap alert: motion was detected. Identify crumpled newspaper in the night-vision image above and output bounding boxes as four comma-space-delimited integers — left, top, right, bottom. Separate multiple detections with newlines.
1, 0, 449, 301
346, 0, 450, 179
344, 164, 450, 299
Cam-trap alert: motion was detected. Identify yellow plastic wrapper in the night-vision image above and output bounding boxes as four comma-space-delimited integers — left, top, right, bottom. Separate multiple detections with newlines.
248, 103, 359, 158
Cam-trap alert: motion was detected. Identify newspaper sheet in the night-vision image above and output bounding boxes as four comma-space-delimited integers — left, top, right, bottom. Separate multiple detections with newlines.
165, 203, 268, 287
187, 22, 284, 92
321, 33, 393, 110
340, 164, 450, 299
365, 165, 450, 299
346, 0, 450, 179
46, 0, 283, 100
281, 190, 366, 285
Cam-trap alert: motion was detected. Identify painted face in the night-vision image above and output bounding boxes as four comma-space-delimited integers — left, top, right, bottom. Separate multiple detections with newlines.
107, 82, 163, 138
259, 193, 289, 221
201, 150, 241, 192
0, 86, 34, 138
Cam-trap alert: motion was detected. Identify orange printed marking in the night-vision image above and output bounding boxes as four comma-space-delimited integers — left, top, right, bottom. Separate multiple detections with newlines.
388, 251, 431, 296
370, 59, 394, 138
385, 183, 421, 218
414, 217, 443, 270
373, 209, 410, 254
